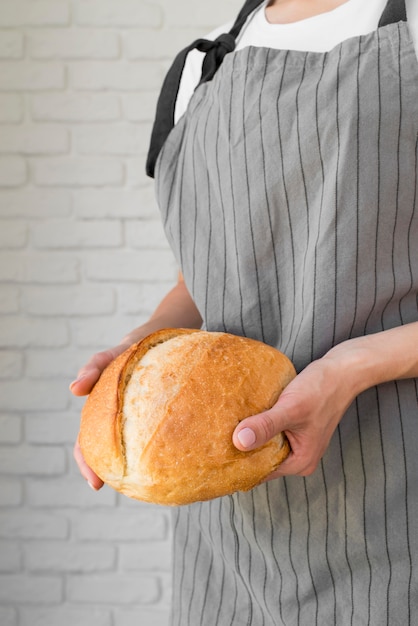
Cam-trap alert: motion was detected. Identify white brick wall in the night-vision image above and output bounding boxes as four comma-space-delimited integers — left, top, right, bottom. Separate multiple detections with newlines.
0, 1, 241, 625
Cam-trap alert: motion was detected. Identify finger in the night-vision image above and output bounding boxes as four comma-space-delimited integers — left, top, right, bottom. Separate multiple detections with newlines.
263, 452, 319, 479
233, 406, 287, 452
73, 437, 104, 491
69, 346, 126, 396
69, 368, 102, 397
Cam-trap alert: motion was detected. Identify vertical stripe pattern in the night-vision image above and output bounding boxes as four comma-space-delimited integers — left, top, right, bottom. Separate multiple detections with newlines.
156, 21, 418, 626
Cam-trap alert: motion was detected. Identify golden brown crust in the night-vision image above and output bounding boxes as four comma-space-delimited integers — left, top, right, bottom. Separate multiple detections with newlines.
79, 343, 133, 486
79, 328, 197, 488
80, 329, 296, 505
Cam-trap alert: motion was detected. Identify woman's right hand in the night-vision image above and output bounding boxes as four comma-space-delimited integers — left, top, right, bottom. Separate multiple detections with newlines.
70, 273, 203, 491
70, 341, 134, 490
70, 318, 165, 489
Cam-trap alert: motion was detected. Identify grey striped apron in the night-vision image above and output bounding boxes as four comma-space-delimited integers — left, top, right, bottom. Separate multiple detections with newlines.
150, 0, 418, 623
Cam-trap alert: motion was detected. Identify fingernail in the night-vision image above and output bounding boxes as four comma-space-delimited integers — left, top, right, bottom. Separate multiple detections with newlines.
69, 375, 86, 391
237, 427, 256, 449
87, 480, 99, 491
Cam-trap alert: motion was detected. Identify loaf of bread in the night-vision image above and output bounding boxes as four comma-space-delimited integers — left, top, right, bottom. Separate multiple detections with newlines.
79, 329, 296, 506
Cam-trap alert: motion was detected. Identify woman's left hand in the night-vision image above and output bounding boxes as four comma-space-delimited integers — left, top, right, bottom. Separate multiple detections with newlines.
233, 353, 357, 477
233, 321, 418, 478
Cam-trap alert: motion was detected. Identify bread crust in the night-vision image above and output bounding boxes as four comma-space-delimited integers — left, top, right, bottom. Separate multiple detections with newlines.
79, 329, 296, 506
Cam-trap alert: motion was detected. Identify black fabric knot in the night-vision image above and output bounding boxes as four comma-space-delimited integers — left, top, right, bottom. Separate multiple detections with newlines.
146, 0, 266, 177
198, 33, 237, 84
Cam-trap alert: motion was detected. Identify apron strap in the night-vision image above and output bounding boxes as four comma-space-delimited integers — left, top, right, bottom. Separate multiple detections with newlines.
378, 0, 407, 27
146, 0, 265, 177
146, 0, 408, 177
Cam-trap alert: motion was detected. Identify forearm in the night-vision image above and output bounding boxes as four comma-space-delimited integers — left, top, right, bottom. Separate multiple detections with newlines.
149, 275, 202, 328
324, 321, 418, 398
119, 273, 202, 347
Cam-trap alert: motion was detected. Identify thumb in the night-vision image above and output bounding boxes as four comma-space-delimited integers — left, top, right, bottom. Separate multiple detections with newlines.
233, 405, 289, 452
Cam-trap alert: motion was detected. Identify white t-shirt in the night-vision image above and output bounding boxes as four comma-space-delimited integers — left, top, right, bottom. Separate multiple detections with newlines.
175, 0, 418, 122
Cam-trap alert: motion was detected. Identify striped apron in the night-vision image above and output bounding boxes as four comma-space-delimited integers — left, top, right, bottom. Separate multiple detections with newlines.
148, 0, 418, 623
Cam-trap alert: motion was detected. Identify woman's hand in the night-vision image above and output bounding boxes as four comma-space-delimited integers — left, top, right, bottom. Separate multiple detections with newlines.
233, 354, 357, 477
233, 322, 418, 478
70, 273, 203, 491
71, 340, 135, 490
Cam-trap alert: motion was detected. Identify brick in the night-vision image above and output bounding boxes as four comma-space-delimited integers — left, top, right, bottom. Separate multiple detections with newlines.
31, 219, 122, 249
0, 252, 78, 283
19, 607, 112, 626
119, 542, 172, 572
31, 94, 120, 122
113, 608, 170, 626
0, 189, 71, 218
74, 509, 167, 541
70, 314, 148, 349
125, 220, 169, 249
0, 574, 62, 604
0, 2, 70, 27
164, 0, 237, 28
0, 63, 65, 91
0, 317, 69, 348
75, 0, 162, 28
0, 542, 21, 572
0, 95, 23, 123
28, 30, 119, 60
117, 282, 173, 315
22, 285, 115, 316
74, 188, 158, 219
24, 541, 115, 572
0, 351, 23, 379
73, 123, 150, 156
122, 92, 158, 122
0, 286, 19, 313
85, 250, 177, 282
0, 510, 68, 539
125, 156, 153, 187
0, 479, 22, 506
0, 157, 26, 187
0, 32, 24, 59
66, 573, 160, 604
33, 157, 124, 187
25, 350, 94, 379
0, 415, 22, 443
70, 61, 164, 92
0, 378, 70, 411
26, 477, 116, 508
124, 28, 203, 61
0, 221, 27, 248
0, 444, 66, 473
0, 126, 68, 155
159, 572, 172, 607
0, 607, 17, 626
25, 412, 79, 444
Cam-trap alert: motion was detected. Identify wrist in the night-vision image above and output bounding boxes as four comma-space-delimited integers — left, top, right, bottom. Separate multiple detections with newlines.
322, 338, 380, 398
323, 323, 418, 396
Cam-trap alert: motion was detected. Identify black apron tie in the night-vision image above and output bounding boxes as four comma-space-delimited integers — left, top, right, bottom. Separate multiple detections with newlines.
146, 0, 407, 178
199, 33, 237, 83
146, 0, 264, 177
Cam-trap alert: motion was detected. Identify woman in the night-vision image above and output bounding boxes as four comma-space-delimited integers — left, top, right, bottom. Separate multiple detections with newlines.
72, 0, 418, 623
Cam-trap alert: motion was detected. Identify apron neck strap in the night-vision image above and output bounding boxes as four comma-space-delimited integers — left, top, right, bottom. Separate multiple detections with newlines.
146, 0, 265, 177
378, 0, 407, 27
146, 0, 408, 178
